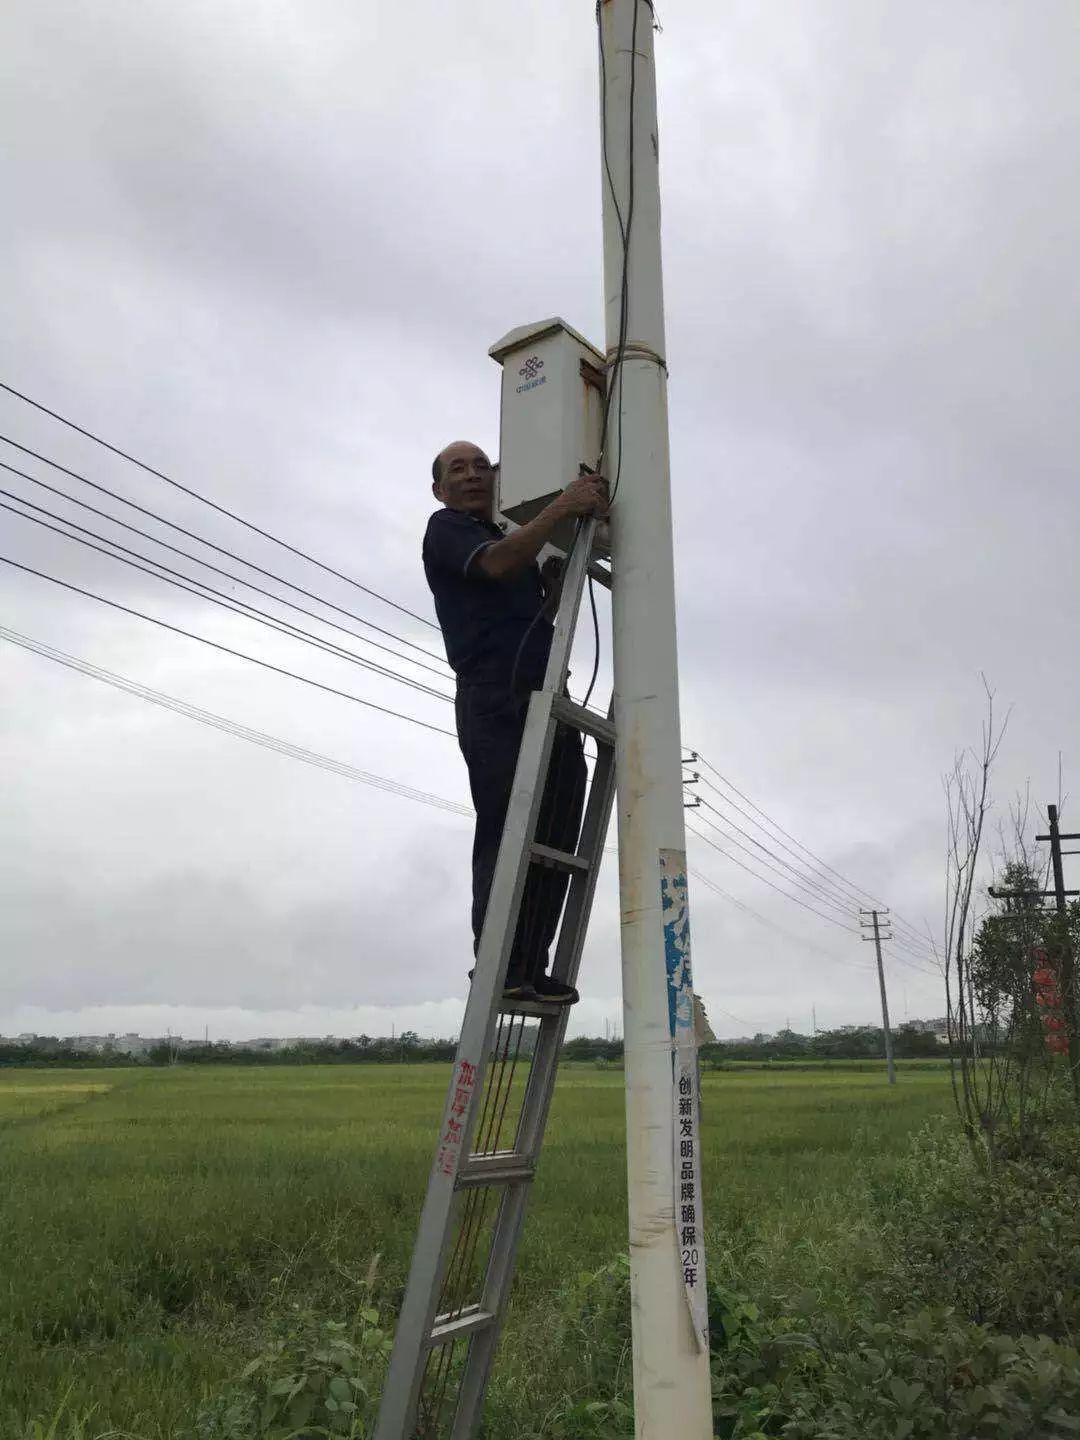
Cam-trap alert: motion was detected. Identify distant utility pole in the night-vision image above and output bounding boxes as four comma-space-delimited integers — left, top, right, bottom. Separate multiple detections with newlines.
599, 0, 712, 1433
1036, 804, 1080, 1101
860, 909, 896, 1085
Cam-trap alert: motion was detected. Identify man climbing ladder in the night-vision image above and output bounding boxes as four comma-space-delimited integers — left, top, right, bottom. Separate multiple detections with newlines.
423, 440, 608, 1003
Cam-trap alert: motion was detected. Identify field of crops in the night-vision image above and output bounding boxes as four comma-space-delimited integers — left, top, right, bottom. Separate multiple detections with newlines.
0, 1062, 952, 1436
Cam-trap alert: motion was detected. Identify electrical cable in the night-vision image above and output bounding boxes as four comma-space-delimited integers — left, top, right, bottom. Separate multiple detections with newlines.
697, 795, 869, 918
0, 626, 469, 814
695, 774, 880, 916
686, 819, 861, 936
0, 554, 455, 737
0, 381, 440, 632
692, 751, 937, 954
1, 498, 455, 705
693, 803, 861, 925
505, 521, 582, 708
689, 864, 876, 975
0, 434, 448, 666
0, 458, 451, 682
581, 571, 601, 712
595, 0, 639, 504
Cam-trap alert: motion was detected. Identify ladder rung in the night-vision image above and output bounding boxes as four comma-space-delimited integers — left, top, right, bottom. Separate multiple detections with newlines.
530, 841, 590, 873
499, 995, 565, 1019
457, 1152, 535, 1188
428, 1305, 496, 1348
552, 695, 615, 747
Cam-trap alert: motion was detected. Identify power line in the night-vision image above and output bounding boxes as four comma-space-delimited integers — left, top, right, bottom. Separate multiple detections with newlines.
693, 795, 937, 988
689, 830, 938, 981
692, 804, 859, 925
1, 495, 454, 706
691, 751, 937, 954
0, 434, 448, 666
695, 773, 875, 915
0, 381, 441, 632
0, 626, 470, 817
686, 819, 860, 936
0, 458, 452, 682
0, 555, 456, 738
689, 864, 875, 976
695, 797, 864, 921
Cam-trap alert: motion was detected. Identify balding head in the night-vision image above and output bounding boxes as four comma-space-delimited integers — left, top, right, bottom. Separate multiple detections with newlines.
431, 440, 495, 517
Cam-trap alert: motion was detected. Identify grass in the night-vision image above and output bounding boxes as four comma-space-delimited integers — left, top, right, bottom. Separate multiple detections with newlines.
0, 1061, 952, 1436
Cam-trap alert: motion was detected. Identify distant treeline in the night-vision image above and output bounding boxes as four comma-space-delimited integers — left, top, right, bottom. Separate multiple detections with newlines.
0, 1025, 946, 1069
566, 1025, 946, 1064
706, 1025, 944, 1063
0, 1035, 459, 1068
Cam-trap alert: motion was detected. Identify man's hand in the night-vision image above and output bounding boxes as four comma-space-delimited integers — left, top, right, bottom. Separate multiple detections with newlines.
552, 472, 608, 519
474, 473, 607, 582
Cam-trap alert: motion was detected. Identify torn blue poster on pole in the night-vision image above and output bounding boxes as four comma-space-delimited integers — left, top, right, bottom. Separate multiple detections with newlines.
660, 847, 708, 1352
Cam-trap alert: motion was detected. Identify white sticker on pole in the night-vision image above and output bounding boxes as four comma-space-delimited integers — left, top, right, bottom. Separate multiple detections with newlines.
660, 848, 708, 1351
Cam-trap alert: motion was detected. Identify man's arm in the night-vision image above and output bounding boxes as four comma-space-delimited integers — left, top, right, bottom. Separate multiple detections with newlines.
474, 474, 607, 581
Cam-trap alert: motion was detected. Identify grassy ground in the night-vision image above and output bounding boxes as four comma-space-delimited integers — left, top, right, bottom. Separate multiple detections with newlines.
0, 1061, 951, 1436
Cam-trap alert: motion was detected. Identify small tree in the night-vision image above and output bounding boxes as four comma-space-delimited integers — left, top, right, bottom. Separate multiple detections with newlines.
942, 681, 1010, 1166
943, 689, 1062, 1164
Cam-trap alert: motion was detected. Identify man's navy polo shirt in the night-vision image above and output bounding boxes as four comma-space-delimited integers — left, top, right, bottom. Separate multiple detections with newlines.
422, 507, 552, 690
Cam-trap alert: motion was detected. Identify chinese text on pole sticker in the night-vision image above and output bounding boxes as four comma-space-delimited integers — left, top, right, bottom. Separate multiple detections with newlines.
660, 848, 709, 1350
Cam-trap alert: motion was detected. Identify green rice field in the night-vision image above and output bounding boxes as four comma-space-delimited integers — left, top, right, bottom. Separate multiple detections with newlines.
0, 1062, 952, 1436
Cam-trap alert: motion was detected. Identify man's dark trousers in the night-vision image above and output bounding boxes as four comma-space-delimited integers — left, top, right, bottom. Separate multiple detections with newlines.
455, 682, 587, 982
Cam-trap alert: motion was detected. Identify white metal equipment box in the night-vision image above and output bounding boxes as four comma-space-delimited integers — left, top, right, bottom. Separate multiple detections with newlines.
488, 318, 605, 552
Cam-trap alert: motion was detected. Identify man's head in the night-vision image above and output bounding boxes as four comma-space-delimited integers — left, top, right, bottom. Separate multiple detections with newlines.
432, 441, 495, 517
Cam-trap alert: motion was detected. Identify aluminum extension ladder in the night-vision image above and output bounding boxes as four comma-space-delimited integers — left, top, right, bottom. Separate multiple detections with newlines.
375, 518, 615, 1440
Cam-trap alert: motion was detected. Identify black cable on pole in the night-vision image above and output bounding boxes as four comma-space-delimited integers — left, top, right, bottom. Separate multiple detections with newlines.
1, 497, 454, 705
581, 571, 601, 711
0, 434, 448, 666
0, 554, 455, 738
0, 458, 451, 681
0, 381, 441, 632
595, 0, 639, 503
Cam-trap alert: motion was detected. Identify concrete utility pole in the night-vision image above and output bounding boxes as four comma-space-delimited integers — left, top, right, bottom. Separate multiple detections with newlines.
860, 909, 896, 1085
598, 2, 713, 1435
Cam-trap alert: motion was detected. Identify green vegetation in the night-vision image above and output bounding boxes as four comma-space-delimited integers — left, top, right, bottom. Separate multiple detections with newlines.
2, 1062, 1077, 1437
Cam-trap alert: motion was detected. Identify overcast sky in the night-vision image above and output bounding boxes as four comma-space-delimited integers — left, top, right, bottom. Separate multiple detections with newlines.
2, 0, 1077, 1043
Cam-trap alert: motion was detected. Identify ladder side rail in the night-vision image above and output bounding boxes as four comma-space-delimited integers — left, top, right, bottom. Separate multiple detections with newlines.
449, 728, 619, 1436
518, 739, 617, 1159
375, 692, 559, 1439
375, 521, 598, 1440
550, 716, 615, 989
447, 1180, 530, 1440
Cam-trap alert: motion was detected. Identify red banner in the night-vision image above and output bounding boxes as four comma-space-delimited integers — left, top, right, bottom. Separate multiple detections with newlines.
1032, 947, 1068, 1054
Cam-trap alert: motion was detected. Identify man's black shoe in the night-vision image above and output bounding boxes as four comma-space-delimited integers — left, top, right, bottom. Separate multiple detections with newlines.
469, 968, 537, 1002
502, 978, 537, 1002
533, 975, 579, 1005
